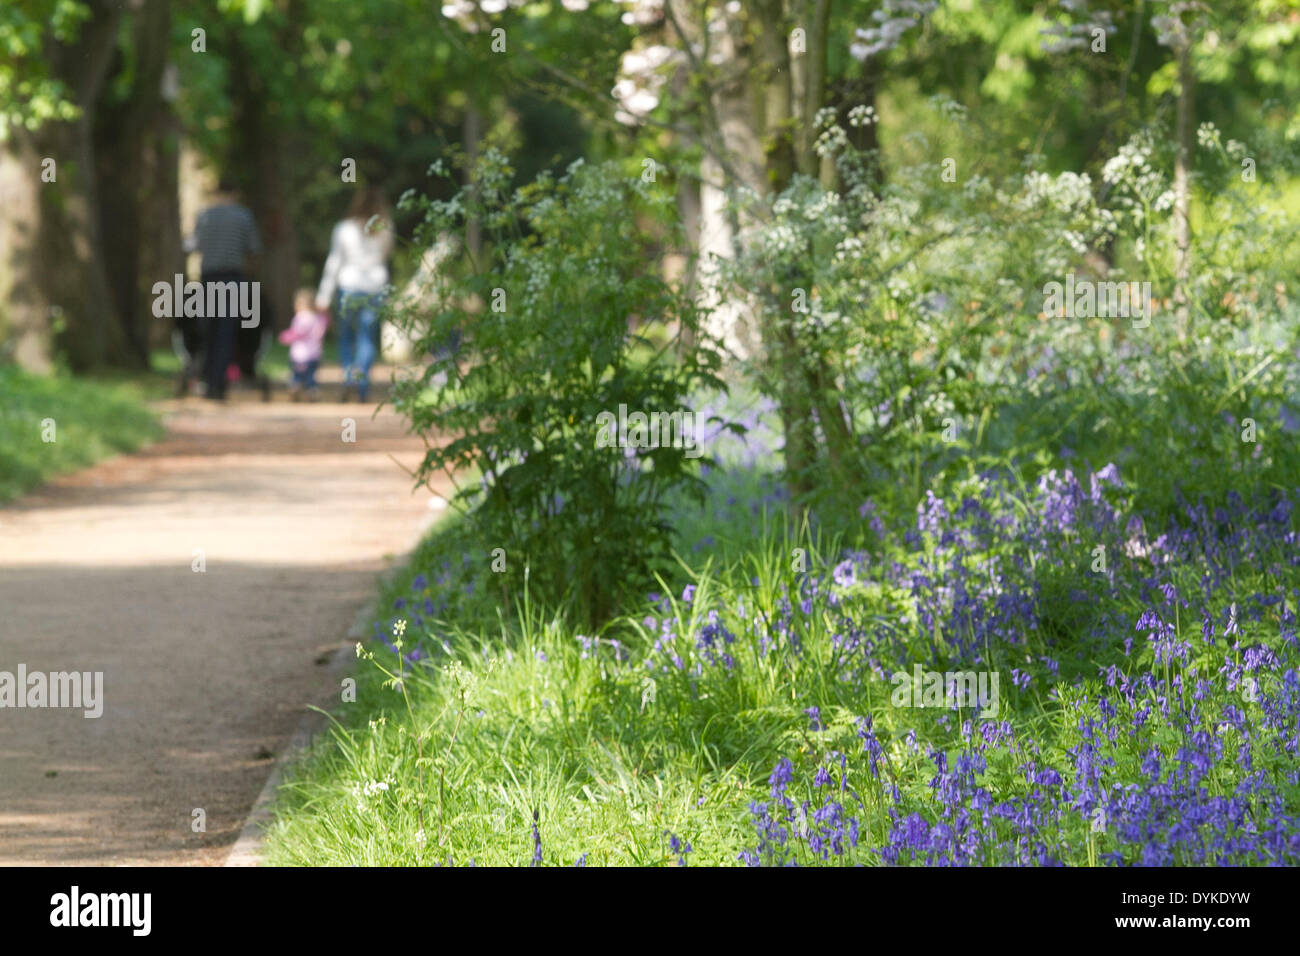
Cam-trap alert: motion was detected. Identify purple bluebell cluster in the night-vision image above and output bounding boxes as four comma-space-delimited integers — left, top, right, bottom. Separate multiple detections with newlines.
665, 831, 693, 865
743, 653, 1300, 866
374, 456, 1299, 866
649, 465, 1300, 865
691, 392, 784, 470
742, 752, 862, 865
373, 558, 472, 664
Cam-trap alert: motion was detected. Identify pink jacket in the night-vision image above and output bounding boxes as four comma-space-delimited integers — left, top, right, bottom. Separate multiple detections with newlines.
278, 309, 328, 364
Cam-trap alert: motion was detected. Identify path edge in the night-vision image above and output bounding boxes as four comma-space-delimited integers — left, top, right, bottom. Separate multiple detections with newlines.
224, 516, 437, 866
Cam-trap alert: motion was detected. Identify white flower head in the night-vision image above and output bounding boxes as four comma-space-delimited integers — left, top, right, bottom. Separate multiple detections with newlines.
618, 0, 664, 27
848, 104, 878, 128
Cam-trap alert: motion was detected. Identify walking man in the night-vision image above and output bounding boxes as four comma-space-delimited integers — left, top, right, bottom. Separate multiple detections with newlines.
185, 178, 262, 400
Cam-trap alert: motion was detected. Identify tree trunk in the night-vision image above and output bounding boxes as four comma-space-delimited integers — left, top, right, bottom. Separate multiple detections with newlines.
229, 31, 300, 335
798, 0, 832, 178
1, 1, 128, 372
464, 105, 484, 261
95, 0, 179, 368
664, 0, 856, 507
1172, 42, 1193, 338
131, 0, 183, 358
696, 153, 755, 361
838, 55, 883, 188
0, 136, 53, 371
667, 0, 764, 363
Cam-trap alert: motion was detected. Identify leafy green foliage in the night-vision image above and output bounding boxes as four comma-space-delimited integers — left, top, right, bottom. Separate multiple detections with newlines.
390, 153, 726, 626
0, 0, 88, 138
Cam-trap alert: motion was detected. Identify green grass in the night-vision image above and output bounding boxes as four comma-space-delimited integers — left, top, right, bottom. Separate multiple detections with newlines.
0, 364, 164, 502
261, 326, 1300, 866
265, 518, 820, 866
262, 453, 1300, 865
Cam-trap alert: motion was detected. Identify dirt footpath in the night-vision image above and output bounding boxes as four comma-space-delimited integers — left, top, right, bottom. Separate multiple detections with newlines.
0, 384, 446, 865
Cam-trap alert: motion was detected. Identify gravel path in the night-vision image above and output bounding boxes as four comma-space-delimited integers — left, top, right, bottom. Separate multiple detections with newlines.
0, 384, 445, 865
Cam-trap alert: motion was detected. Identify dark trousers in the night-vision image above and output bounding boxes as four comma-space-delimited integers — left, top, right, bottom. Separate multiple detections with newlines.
236, 312, 264, 378
201, 270, 246, 399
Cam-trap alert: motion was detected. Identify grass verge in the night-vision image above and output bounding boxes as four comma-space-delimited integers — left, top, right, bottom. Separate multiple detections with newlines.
0, 364, 164, 502
264, 458, 1300, 866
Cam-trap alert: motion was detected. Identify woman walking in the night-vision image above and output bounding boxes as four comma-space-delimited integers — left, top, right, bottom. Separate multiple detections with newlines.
315, 186, 393, 402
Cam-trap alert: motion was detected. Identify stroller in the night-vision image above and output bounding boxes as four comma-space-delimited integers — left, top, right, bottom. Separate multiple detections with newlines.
174, 309, 273, 401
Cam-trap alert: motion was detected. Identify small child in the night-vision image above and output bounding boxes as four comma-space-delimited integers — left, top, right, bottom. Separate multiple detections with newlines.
278, 289, 329, 400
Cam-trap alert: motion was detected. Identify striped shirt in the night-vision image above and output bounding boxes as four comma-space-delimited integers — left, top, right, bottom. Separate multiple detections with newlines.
186, 202, 262, 273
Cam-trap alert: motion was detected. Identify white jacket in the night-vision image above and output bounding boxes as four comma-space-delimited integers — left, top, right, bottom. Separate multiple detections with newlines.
316, 218, 393, 309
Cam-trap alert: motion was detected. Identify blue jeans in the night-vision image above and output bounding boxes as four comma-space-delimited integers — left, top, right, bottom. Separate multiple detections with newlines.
336, 289, 383, 400
291, 360, 319, 389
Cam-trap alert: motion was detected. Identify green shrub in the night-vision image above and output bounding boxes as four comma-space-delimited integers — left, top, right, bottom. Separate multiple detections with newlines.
390, 154, 727, 626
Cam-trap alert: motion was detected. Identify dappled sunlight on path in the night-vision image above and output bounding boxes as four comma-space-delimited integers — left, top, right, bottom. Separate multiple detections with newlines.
0, 390, 448, 864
